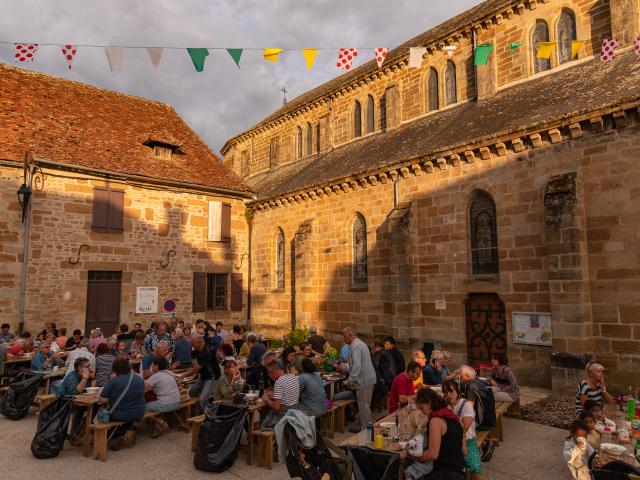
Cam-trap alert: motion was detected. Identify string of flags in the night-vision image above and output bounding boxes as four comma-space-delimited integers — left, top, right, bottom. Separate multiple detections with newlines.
7, 35, 640, 73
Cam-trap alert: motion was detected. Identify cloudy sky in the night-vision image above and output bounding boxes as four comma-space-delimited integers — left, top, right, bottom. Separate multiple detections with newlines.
1, 0, 482, 154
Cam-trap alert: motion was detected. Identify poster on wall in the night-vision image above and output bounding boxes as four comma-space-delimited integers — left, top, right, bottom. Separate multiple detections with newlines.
136, 287, 158, 314
512, 312, 552, 346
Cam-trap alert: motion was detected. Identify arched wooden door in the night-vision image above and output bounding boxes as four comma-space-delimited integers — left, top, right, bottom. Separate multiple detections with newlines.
465, 293, 507, 367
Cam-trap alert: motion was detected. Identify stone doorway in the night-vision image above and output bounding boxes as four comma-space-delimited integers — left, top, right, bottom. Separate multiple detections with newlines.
85, 270, 122, 336
465, 292, 507, 368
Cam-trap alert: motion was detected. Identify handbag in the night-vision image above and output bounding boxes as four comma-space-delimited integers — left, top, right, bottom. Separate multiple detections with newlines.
95, 373, 134, 423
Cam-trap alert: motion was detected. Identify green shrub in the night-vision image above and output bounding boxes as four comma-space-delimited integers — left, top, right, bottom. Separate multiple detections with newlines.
283, 326, 311, 347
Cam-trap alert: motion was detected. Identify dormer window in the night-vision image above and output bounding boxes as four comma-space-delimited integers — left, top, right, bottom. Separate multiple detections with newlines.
153, 145, 173, 160
144, 139, 181, 160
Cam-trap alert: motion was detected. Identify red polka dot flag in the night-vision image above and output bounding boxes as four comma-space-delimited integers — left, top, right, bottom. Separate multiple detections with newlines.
374, 48, 388, 68
14, 43, 38, 63
60, 45, 78, 70
599, 38, 619, 62
635, 36, 640, 59
336, 48, 358, 71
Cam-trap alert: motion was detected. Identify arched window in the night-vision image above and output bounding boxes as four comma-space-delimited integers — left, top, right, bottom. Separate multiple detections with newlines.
276, 228, 285, 289
353, 100, 362, 138
269, 138, 279, 168
469, 192, 499, 275
306, 123, 312, 156
557, 9, 577, 64
316, 123, 321, 153
352, 213, 368, 285
297, 126, 303, 159
444, 61, 457, 106
240, 150, 248, 176
379, 94, 387, 133
366, 95, 375, 133
428, 67, 439, 111
531, 20, 551, 73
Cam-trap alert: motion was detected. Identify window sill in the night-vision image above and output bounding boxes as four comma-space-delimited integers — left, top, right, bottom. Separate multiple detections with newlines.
465, 273, 500, 284
348, 284, 368, 292
271, 288, 285, 294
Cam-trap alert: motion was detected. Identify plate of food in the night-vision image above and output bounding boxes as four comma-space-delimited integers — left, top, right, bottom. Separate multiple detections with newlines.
85, 386, 100, 395
600, 443, 626, 456
379, 422, 396, 429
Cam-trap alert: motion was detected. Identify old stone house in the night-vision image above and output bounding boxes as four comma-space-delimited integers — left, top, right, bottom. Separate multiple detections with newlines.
221, 0, 640, 391
0, 63, 254, 336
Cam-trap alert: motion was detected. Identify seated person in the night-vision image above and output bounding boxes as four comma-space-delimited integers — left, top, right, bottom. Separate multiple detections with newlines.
261, 362, 300, 430
65, 329, 83, 351
583, 399, 616, 433
142, 341, 171, 379
57, 357, 94, 446
172, 328, 192, 369
94, 343, 115, 387
298, 358, 327, 417
0, 323, 16, 344
231, 324, 245, 355
488, 353, 519, 402
252, 350, 277, 393
144, 356, 181, 438
294, 342, 316, 371
564, 419, 601, 479
128, 331, 146, 358
97, 356, 145, 450
116, 323, 135, 342
422, 352, 445, 386
219, 343, 236, 363
389, 361, 422, 413
278, 346, 297, 374
30, 342, 63, 371
8, 333, 33, 356
579, 411, 601, 450
55, 328, 68, 350
212, 359, 245, 401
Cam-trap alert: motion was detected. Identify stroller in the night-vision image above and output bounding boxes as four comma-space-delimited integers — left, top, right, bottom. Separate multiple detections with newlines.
589, 452, 640, 479
345, 445, 400, 480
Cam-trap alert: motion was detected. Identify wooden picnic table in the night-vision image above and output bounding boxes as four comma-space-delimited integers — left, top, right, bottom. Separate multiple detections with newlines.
73, 392, 100, 457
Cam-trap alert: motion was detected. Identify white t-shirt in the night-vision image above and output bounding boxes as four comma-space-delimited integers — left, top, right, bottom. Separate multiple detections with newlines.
454, 398, 476, 440
148, 370, 181, 405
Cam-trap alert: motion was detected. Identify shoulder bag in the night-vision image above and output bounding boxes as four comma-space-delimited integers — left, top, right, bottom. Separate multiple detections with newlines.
95, 373, 134, 423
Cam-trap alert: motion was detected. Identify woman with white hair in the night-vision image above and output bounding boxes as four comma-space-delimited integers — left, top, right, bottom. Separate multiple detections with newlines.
575, 362, 615, 416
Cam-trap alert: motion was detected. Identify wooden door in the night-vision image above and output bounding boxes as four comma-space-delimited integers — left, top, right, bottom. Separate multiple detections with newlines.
465, 293, 506, 368
86, 271, 122, 336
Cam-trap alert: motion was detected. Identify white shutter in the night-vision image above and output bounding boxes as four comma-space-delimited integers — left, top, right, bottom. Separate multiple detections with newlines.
208, 201, 222, 241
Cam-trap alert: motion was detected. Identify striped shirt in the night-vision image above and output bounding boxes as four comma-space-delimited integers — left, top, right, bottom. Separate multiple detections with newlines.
575, 380, 603, 414
273, 374, 300, 407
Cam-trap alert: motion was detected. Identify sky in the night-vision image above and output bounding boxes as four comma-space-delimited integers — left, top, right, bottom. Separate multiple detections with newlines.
0, 0, 483, 155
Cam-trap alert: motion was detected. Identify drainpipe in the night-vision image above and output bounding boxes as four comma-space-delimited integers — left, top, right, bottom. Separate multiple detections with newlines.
245, 206, 254, 329
473, 28, 479, 101
18, 181, 33, 335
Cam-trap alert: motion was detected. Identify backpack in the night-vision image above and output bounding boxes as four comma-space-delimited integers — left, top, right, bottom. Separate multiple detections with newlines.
465, 378, 496, 430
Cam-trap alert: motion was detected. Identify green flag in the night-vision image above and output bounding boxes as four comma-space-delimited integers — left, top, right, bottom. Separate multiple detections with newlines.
187, 48, 209, 72
227, 48, 243, 68
474, 44, 494, 65
509, 42, 524, 54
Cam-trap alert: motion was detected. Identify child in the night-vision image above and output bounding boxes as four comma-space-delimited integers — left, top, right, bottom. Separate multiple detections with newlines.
402, 432, 433, 480
579, 411, 601, 450
564, 420, 599, 480
583, 399, 617, 433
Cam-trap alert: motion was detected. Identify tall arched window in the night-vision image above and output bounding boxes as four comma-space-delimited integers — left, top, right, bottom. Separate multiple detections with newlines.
428, 67, 439, 111
353, 100, 362, 138
269, 138, 279, 168
469, 192, 499, 275
316, 123, 321, 153
366, 95, 375, 133
297, 126, 303, 159
306, 122, 312, 156
276, 228, 285, 289
557, 9, 577, 64
444, 61, 457, 106
379, 94, 387, 133
531, 20, 551, 73
352, 213, 368, 285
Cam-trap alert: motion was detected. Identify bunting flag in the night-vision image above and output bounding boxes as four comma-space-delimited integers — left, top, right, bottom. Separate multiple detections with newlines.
374, 48, 388, 68
187, 48, 209, 72
509, 42, 524, 54
600, 38, 619, 62
227, 48, 243, 67
263, 48, 283, 63
408, 47, 426, 68
571, 40, 585, 60
302, 49, 317, 71
443, 45, 457, 59
474, 44, 494, 65
105, 47, 125, 72
146, 47, 163, 69
337, 48, 358, 70
60, 45, 78, 70
635, 35, 640, 58
14, 43, 38, 63
536, 42, 557, 59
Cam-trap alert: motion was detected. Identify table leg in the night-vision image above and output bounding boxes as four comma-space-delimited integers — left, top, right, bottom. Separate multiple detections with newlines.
330, 382, 335, 400
83, 404, 94, 458
247, 415, 254, 465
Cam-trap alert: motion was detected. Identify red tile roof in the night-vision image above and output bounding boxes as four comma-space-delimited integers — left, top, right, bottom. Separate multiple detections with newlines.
0, 62, 253, 196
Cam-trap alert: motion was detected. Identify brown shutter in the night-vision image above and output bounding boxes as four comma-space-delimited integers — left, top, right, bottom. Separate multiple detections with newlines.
108, 189, 124, 233
230, 273, 243, 311
221, 203, 232, 242
92, 187, 109, 232
192, 272, 207, 312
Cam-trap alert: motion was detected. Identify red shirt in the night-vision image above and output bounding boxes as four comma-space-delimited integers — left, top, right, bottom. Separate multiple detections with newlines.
389, 373, 416, 413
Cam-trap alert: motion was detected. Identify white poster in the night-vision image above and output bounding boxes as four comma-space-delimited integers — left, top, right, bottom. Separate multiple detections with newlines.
512, 312, 552, 346
136, 287, 158, 314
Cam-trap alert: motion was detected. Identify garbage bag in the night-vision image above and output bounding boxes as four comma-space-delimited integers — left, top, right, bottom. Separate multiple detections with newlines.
0, 371, 43, 420
284, 424, 349, 480
194, 403, 248, 472
346, 445, 400, 480
30, 397, 73, 459
592, 460, 640, 480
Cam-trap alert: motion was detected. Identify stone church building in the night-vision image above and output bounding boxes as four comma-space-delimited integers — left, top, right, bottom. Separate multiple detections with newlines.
222, 0, 640, 391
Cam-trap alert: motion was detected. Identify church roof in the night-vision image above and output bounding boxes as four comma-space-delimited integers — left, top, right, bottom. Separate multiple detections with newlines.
248, 51, 640, 201
0, 62, 253, 196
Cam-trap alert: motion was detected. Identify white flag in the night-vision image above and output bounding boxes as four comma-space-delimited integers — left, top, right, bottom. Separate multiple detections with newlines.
147, 47, 163, 69
409, 47, 426, 68
105, 47, 125, 71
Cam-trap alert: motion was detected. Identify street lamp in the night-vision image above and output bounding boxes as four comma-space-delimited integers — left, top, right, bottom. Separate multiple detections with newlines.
16, 182, 32, 223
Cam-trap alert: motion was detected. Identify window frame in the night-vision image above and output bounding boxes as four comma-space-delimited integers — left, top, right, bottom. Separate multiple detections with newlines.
366, 95, 375, 133
297, 126, 303, 159
269, 137, 279, 168
206, 273, 228, 310
531, 19, 552, 74
444, 61, 457, 106
353, 100, 362, 138
275, 228, 285, 290
306, 122, 313, 156
469, 192, 499, 275
427, 67, 439, 112
352, 213, 368, 287
91, 187, 124, 234
315, 122, 321, 153
556, 9, 577, 65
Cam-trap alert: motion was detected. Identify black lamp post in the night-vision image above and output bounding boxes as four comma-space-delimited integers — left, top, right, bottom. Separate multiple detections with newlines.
16, 182, 32, 223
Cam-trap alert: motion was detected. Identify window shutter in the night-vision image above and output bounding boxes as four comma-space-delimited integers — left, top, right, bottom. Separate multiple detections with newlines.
108, 189, 124, 233
92, 187, 109, 232
192, 272, 207, 312
208, 201, 222, 241
221, 203, 232, 242
230, 273, 243, 311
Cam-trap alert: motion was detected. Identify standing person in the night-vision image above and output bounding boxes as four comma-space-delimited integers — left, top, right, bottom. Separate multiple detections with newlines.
575, 362, 615, 416
56, 357, 94, 446
231, 325, 245, 355
144, 356, 181, 438
488, 353, 520, 403
94, 343, 116, 387
389, 361, 422, 413
298, 357, 327, 417
131, 323, 142, 335
342, 327, 376, 433
261, 362, 300, 430
215, 321, 228, 341
246, 334, 266, 387
0, 324, 16, 344
187, 335, 221, 410
411, 350, 427, 388
384, 336, 405, 376
373, 340, 395, 389
116, 324, 135, 342
64, 338, 96, 374
172, 328, 193, 369
308, 325, 326, 354
65, 329, 83, 351
143, 321, 175, 353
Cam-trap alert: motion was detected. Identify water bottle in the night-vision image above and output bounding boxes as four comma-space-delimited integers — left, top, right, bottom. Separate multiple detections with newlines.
366, 422, 374, 445
258, 376, 265, 397
628, 387, 636, 422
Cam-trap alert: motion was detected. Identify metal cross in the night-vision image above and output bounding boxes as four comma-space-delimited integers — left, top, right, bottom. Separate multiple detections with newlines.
281, 86, 288, 105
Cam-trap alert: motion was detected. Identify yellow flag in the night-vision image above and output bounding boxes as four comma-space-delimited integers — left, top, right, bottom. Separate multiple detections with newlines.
302, 49, 318, 71
536, 42, 557, 59
571, 40, 585, 59
263, 48, 283, 63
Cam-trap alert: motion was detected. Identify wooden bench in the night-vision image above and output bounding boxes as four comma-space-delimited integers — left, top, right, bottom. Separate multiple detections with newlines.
506, 397, 521, 418
37, 393, 56, 411
331, 398, 357, 434
253, 429, 275, 470
88, 411, 161, 462
187, 414, 206, 452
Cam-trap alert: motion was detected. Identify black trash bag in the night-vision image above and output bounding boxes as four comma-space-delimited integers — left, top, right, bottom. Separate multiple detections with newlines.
592, 459, 640, 480
346, 445, 400, 480
194, 403, 248, 472
0, 371, 43, 420
30, 397, 73, 459
283, 424, 350, 480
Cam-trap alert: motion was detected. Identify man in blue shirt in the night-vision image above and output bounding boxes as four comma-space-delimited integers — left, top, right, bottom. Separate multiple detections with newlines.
245, 334, 266, 388
172, 328, 192, 368
141, 341, 171, 379
31, 343, 63, 371
57, 357, 93, 446
0, 323, 16, 344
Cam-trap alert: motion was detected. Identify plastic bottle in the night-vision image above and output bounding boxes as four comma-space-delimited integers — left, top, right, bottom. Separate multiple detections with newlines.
628, 387, 636, 422
366, 422, 375, 445
602, 426, 613, 445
